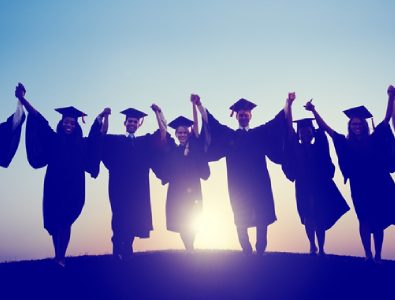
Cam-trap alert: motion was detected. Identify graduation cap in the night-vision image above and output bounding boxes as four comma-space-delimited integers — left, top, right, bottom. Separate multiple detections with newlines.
120, 108, 148, 119
343, 105, 375, 128
55, 106, 87, 123
229, 98, 257, 117
293, 118, 315, 131
343, 105, 373, 120
168, 116, 194, 130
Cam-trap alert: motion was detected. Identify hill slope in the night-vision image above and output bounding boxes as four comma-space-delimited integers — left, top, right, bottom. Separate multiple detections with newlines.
0, 251, 394, 300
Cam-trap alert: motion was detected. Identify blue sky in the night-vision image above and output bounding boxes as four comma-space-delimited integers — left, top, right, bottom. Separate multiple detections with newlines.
0, 0, 394, 261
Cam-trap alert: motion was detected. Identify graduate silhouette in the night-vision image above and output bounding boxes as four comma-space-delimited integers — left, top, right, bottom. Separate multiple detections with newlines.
16, 83, 102, 268
193, 93, 293, 254
304, 85, 395, 262
282, 112, 349, 255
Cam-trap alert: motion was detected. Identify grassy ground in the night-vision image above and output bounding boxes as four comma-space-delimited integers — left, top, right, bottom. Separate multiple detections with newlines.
0, 250, 394, 300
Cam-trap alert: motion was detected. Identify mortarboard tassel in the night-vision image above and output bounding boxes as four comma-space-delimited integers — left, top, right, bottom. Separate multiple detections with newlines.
371, 118, 375, 130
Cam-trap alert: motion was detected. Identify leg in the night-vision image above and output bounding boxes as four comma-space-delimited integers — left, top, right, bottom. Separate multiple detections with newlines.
256, 225, 268, 254
52, 226, 71, 267
359, 221, 372, 260
236, 226, 252, 254
180, 231, 195, 251
316, 229, 326, 255
52, 233, 60, 260
373, 229, 384, 262
304, 219, 317, 254
58, 226, 71, 262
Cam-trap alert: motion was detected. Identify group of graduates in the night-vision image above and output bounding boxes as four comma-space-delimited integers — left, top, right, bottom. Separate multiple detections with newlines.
1, 83, 395, 268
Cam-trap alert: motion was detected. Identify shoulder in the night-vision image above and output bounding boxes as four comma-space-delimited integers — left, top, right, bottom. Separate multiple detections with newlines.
103, 134, 126, 142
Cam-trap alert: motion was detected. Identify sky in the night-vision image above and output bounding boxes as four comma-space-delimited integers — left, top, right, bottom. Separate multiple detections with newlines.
0, 0, 394, 262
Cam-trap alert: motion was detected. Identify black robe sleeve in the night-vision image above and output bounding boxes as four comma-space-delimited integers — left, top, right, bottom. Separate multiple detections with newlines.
205, 110, 234, 162
84, 118, 103, 178
189, 134, 211, 181
148, 129, 174, 180
314, 129, 335, 179
332, 131, 350, 183
252, 110, 287, 164
153, 133, 177, 185
371, 121, 395, 173
0, 113, 26, 168
25, 113, 56, 169
281, 129, 298, 182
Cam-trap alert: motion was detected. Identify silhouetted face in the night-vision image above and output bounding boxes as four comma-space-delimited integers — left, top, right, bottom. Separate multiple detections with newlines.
62, 117, 77, 135
299, 127, 314, 144
124, 117, 140, 134
349, 117, 364, 136
236, 110, 251, 128
175, 126, 190, 145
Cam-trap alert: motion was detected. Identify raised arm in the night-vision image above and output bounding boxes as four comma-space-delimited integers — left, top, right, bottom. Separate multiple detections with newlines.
191, 93, 208, 124
384, 85, 395, 124
284, 92, 296, 130
151, 104, 167, 141
14, 83, 38, 116
96, 107, 111, 135
392, 102, 395, 131
304, 100, 335, 137
191, 94, 199, 138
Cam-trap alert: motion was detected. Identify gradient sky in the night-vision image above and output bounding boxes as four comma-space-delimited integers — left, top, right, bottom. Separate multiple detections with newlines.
0, 0, 394, 262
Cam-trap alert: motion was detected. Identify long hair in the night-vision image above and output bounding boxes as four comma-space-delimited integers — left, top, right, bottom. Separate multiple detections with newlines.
347, 117, 370, 140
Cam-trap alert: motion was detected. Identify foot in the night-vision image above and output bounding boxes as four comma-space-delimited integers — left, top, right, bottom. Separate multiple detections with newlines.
309, 244, 318, 255
54, 258, 66, 268
374, 254, 382, 264
318, 250, 326, 256
242, 246, 253, 255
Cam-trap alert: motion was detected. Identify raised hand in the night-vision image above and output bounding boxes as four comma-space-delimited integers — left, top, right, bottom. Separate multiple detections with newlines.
304, 99, 315, 112
15, 83, 26, 99
287, 92, 296, 106
387, 85, 395, 99
191, 94, 201, 106
99, 107, 111, 118
150, 104, 162, 113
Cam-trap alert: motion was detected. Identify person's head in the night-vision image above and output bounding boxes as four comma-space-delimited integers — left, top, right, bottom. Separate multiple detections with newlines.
121, 108, 147, 134
175, 126, 190, 145
55, 106, 85, 137
124, 117, 140, 134
294, 118, 315, 144
230, 98, 256, 128
343, 106, 372, 140
168, 116, 194, 146
236, 110, 252, 128
347, 117, 370, 139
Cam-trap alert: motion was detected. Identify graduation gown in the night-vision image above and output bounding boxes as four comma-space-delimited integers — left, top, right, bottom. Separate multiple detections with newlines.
332, 122, 395, 230
0, 113, 25, 168
282, 129, 349, 230
25, 113, 101, 235
206, 110, 286, 228
159, 135, 210, 233
98, 130, 163, 238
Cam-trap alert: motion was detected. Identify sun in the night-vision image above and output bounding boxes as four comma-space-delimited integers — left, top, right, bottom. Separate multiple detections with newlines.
192, 207, 239, 250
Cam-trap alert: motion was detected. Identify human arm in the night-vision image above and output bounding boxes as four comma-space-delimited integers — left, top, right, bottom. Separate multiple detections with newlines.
151, 104, 167, 141
384, 85, 395, 124
190, 94, 200, 137
191, 93, 208, 124
14, 83, 38, 116
284, 92, 296, 129
96, 107, 111, 135
304, 100, 335, 138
